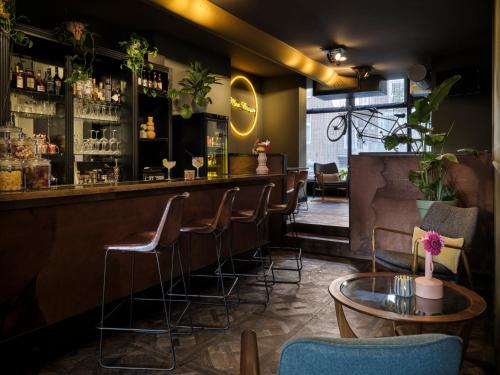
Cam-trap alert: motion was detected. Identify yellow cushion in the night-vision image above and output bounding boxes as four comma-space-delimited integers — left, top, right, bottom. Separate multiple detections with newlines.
412, 227, 464, 274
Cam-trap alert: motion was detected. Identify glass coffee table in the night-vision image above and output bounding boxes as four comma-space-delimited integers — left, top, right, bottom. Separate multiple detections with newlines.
329, 272, 486, 353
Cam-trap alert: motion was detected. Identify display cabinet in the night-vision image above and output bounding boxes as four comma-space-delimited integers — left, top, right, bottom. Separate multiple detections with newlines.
0, 25, 172, 186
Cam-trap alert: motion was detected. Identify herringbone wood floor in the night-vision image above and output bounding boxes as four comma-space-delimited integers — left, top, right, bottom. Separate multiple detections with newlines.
20, 255, 495, 374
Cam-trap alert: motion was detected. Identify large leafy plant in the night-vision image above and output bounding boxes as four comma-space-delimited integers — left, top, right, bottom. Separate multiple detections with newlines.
167, 61, 221, 119
383, 75, 468, 201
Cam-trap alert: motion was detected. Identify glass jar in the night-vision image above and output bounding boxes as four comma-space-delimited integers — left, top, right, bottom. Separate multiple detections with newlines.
24, 157, 51, 190
0, 157, 23, 192
11, 137, 36, 160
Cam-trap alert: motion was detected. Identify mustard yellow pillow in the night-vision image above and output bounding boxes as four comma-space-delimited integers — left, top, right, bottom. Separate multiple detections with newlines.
412, 227, 464, 274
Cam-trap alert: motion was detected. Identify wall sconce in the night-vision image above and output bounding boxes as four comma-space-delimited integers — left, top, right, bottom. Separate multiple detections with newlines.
322, 47, 347, 66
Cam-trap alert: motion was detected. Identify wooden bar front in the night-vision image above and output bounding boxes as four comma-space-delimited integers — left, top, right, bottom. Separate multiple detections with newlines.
0, 174, 284, 341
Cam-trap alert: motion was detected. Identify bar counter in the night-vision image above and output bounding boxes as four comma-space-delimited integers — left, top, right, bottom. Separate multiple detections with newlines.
0, 173, 285, 341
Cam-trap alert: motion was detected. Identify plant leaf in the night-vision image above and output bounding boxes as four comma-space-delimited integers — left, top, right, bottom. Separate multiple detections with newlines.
428, 74, 461, 111
436, 153, 458, 163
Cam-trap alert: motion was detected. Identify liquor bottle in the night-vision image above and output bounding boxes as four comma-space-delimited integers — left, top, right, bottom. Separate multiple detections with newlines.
25, 68, 35, 91
54, 67, 62, 95
138, 73, 142, 87
36, 70, 46, 92
148, 72, 153, 88
98, 82, 105, 101
104, 78, 112, 102
142, 73, 148, 88
91, 78, 98, 101
157, 73, 163, 90
45, 68, 54, 94
12, 63, 24, 89
152, 72, 157, 89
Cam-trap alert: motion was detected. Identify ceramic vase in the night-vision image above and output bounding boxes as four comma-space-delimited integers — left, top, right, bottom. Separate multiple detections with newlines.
415, 252, 443, 299
416, 199, 457, 221
256, 152, 269, 175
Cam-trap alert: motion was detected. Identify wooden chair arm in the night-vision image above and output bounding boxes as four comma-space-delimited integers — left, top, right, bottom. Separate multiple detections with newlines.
240, 330, 260, 375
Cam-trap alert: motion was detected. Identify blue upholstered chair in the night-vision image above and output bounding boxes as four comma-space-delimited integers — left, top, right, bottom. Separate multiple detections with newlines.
240, 330, 462, 375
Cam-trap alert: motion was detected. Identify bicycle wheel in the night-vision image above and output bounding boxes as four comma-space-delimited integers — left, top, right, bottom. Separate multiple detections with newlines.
327, 115, 347, 142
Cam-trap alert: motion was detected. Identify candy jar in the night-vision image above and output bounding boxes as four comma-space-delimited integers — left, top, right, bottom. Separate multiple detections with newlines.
0, 156, 23, 192
11, 137, 36, 160
24, 157, 51, 190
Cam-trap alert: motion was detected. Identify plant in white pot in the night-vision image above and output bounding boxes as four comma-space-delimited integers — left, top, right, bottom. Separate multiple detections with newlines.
383, 75, 475, 219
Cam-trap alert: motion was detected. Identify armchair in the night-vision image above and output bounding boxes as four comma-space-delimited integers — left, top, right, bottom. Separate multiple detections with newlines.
240, 330, 462, 375
372, 202, 478, 287
313, 162, 348, 200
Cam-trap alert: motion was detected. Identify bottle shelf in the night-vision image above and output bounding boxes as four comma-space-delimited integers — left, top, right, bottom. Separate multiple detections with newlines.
11, 88, 65, 102
138, 137, 168, 142
74, 116, 121, 125
73, 152, 123, 156
11, 110, 65, 120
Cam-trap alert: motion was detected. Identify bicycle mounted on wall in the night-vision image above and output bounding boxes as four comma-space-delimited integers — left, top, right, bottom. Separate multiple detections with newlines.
326, 107, 406, 143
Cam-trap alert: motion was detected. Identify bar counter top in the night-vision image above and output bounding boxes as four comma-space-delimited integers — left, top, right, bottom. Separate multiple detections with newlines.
0, 174, 283, 208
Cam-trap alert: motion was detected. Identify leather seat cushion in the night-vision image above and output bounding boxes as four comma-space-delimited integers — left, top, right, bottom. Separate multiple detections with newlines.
375, 249, 455, 279
231, 209, 255, 222
105, 231, 156, 251
180, 218, 213, 234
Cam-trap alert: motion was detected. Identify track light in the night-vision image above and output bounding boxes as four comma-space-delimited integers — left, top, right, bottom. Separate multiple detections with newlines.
322, 47, 347, 66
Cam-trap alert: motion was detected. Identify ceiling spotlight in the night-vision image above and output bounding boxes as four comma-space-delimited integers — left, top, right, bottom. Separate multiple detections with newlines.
322, 47, 347, 66
352, 66, 372, 80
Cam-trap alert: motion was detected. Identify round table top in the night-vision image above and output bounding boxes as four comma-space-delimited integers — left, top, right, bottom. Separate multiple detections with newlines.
329, 272, 486, 324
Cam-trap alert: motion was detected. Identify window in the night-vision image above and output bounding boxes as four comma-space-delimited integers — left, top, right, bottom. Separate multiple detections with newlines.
306, 78, 409, 174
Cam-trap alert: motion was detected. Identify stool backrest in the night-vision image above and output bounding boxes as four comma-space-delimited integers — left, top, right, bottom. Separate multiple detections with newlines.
212, 187, 240, 232
297, 170, 308, 184
254, 183, 275, 223
283, 180, 305, 215
286, 171, 298, 192
157, 192, 190, 248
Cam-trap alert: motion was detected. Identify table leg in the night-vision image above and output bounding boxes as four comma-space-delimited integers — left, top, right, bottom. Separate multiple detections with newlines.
459, 320, 473, 363
334, 300, 357, 338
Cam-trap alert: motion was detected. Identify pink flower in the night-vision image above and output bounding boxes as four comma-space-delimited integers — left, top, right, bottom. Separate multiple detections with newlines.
420, 230, 445, 256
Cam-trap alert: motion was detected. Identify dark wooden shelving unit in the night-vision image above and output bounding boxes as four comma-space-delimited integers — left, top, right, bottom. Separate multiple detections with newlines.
0, 24, 172, 184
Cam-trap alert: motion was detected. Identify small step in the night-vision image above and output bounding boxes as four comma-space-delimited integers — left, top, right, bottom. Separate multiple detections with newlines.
284, 232, 351, 258
289, 222, 350, 238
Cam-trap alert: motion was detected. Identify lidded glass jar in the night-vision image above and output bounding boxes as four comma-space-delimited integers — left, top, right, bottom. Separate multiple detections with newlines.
0, 156, 23, 191
11, 137, 36, 160
24, 157, 51, 190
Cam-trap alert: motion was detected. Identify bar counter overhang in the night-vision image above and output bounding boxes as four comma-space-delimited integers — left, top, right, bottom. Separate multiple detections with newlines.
0, 173, 285, 341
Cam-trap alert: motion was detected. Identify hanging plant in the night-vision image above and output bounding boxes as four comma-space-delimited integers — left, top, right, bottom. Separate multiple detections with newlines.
54, 20, 97, 85
167, 61, 221, 119
0, 0, 32, 48
119, 33, 160, 98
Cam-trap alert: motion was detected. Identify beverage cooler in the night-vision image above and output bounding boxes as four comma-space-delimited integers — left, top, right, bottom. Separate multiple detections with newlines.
172, 113, 228, 178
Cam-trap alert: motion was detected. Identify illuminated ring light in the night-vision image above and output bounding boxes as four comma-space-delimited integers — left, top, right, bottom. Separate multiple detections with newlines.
230, 75, 258, 136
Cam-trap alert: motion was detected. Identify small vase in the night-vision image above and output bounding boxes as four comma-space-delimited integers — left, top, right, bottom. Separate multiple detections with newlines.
256, 152, 269, 175
415, 252, 443, 299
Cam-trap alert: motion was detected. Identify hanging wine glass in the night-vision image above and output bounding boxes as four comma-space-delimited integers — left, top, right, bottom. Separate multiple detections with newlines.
192, 156, 204, 178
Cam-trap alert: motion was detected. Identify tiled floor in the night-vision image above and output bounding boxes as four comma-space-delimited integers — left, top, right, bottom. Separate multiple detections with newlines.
296, 197, 349, 228
21, 254, 494, 375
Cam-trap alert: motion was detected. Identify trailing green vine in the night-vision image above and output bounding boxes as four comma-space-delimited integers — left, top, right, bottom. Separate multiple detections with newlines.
119, 33, 157, 75
0, 0, 32, 48
54, 21, 97, 85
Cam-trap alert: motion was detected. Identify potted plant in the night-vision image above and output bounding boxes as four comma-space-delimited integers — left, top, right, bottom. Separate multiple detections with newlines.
167, 61, 221, 119
55, 20, 96, 85
0, 0, 32, 125
118, 33, 158, 96
383, 75, 472, 219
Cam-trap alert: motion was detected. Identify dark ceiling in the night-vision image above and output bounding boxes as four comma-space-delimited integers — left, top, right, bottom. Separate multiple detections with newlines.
17, 0, 291, 77
17, 0, 494, 79
210, 0, 494, 78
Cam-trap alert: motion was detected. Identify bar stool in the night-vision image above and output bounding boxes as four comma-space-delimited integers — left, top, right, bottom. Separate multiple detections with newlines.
97, 192, 190, 372
175, 187, 240, 330
267, 179, 305, 284
218, 183, 275, 305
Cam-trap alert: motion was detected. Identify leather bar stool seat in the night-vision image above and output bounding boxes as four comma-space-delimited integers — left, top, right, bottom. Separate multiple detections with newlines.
172, 187, 240, 331
217, 183, 275, 305
97, 192, 190, 372
266, 180, 305, 284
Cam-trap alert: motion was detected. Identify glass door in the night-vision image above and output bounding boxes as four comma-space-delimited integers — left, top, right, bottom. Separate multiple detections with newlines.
206, 118, 227, 177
